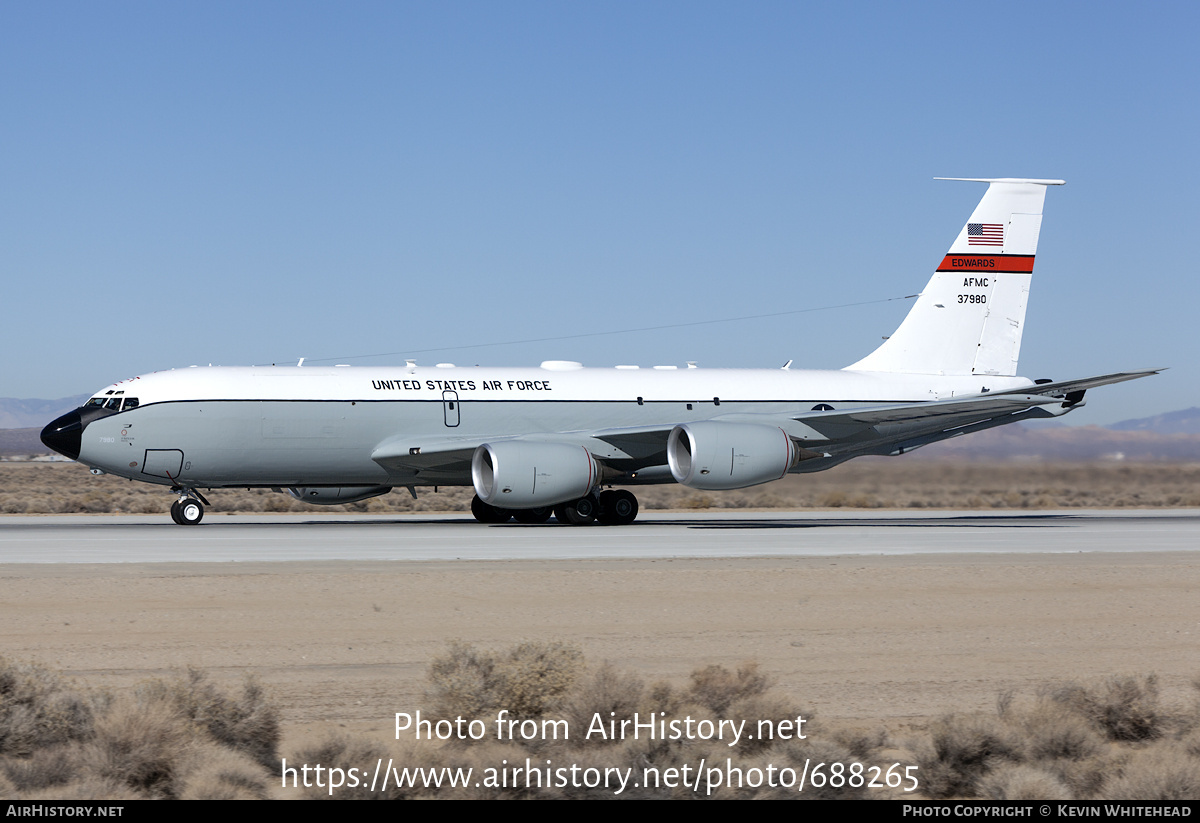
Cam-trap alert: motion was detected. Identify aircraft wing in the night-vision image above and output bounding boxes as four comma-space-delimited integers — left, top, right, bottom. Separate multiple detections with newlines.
778, 368, 1164, 459
588, 426, 676, 459
371, 432, 609, 479
587, 392, 1074, 469
784, 368, 1163, 434
372, 368, 1163, 480
371, 438, 481, 477
594, 368, 1164, 467
989, 369, 1165, 400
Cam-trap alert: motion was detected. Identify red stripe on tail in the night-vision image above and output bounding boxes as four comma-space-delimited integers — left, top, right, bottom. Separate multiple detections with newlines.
936, 254, 1035, 273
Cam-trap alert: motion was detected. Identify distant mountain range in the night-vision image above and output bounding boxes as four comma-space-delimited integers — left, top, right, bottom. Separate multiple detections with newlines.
0, 395, 89, 429
2, 397, 1198, 461
1107, 407, 1200, 435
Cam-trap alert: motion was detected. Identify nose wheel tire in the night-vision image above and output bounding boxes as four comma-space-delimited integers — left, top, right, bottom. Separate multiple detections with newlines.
597, 489, 639, 526
172, 497, 204, 525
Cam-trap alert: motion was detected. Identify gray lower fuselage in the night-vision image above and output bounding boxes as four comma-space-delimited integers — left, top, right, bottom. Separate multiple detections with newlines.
76, 396, 825, 488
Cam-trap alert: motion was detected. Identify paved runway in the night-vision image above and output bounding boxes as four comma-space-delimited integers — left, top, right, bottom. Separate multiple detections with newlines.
1, 510, 1196, 564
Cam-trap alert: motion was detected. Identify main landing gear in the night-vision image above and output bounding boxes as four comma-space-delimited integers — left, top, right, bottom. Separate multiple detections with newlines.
169, 489, 210, 525
471, 489, 639, 526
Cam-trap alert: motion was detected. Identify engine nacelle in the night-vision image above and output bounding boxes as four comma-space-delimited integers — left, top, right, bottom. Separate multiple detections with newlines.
472, 441, 599, 508
287, 486, 392, 505
667, 422, 798, 490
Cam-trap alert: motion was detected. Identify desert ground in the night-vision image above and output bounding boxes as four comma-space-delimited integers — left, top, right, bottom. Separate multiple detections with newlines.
2, 461, 1198, 798
2, 551, 1197, 741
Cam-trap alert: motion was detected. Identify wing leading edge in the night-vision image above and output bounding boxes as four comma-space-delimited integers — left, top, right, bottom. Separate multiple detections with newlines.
370, 368, 1164, 482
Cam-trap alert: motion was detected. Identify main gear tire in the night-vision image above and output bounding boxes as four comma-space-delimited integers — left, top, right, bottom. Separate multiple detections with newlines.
597, 489, 639, 526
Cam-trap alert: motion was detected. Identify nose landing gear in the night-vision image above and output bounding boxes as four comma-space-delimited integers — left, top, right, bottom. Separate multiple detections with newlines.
168, 489, 209, 525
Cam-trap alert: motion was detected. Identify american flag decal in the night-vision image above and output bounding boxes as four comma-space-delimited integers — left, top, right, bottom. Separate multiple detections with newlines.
968, 223, 1004, 246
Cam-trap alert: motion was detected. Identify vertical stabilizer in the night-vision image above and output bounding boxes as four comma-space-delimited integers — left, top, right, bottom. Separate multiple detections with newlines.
846, 178, 1064, 376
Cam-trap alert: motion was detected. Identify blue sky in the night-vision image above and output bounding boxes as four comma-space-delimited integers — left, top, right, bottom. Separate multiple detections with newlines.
2, 1, 1196, 424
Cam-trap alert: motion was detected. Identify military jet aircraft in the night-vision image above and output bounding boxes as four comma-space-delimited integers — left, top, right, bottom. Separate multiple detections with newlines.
41, 178, 1158, 525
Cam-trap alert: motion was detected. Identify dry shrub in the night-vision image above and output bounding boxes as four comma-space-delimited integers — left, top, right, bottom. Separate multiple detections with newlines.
722, 693, 810, 755
177, 744, 270, 800
0, 768, 15, 800
914, 714, 1023, 798
79, 692, 189, 798
643, 679, 686, 718
686, 662, 769, 717
143, 669, 279, 769
562, 662, 645, 746
20, 775, 140, 801
829, 725, 890, 760
750, 738, 867, 800
1016, 701, 1105, 763
1181, 726, 1200, 759
431, 740, 535, 800
1050, 675, 1163, 742
1100, 743, 1200, 800
978, 763, 1073, 800
0, 658, 94, 756
0, 745, 76, 792
426, 641, 498, 720
426, 640, 583, 725
601, 733, 718, 799
1046, 754, 1117, 800
289, 733, 444, 799
290, 733, 388, 800
494, 641, 584, 720
0, 660, 283, 799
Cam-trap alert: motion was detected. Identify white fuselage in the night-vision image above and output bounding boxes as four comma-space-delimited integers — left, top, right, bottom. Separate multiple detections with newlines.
75, 363, 1032, 489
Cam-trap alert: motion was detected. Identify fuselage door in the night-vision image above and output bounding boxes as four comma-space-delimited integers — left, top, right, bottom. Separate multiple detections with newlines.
142, 449, 185, 481
443, 390, 460, 427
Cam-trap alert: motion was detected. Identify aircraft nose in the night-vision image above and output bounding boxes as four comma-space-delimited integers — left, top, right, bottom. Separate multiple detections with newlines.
41, 410, 84, 461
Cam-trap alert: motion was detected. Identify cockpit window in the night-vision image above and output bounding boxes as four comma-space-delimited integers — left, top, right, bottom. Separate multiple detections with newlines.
85, 396, 139, 411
